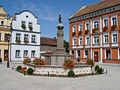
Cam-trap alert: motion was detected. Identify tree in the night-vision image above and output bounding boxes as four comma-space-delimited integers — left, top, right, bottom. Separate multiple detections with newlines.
64, 40, 69, 53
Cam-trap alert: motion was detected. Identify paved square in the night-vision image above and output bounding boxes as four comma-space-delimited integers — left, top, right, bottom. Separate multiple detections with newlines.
0, 63, 120, 90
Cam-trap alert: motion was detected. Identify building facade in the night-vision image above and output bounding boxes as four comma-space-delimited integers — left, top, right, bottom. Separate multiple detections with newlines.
11, 11, 40, 61
69, 0, 120, 64
40, 37, 57, 54
0, 6, 11, 62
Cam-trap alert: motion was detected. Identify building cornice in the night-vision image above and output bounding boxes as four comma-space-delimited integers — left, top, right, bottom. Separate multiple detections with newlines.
12, 29, 41, 34
69, 4, 120, 23
11, 43, 40, 46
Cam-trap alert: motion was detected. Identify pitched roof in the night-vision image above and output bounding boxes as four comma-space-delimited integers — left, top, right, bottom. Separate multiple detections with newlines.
40, 37, 57, 46
71, 0, 120, 19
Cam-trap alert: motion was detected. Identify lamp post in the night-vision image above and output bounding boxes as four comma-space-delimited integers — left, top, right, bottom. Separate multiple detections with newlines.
7, 34, 11, 68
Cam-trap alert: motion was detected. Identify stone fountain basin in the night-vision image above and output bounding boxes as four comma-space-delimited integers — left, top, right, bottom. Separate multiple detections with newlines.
26, 64, 92, 76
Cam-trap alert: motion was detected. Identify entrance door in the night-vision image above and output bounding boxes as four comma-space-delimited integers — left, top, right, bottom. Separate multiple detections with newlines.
4, 50, 8, 61
94, 51, 98, 62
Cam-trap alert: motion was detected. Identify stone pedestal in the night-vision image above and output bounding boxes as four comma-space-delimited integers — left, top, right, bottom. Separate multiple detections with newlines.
51, 22, 67, 65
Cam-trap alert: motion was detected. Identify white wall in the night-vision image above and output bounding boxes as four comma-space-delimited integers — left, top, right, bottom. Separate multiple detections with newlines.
12, 11, 40, 32
11, 45, 40, 61
11, 11, 40, 62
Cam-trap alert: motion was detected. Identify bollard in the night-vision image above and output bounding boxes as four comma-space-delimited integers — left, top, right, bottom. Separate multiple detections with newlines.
106, 70, 107, 74
24, 70, 25, 76
48, 71, 49, 77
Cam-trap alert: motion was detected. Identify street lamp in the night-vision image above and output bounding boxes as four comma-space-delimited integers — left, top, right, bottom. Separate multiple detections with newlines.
7, 34, 11, 68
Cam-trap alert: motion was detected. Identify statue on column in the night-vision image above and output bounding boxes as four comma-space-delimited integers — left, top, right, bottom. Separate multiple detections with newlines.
59, 14, 62, 23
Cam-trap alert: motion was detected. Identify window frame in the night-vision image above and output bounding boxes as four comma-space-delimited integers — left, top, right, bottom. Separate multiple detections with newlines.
15, 50, 21, 58
94, 35, 99, 44
112, 32, 118, 43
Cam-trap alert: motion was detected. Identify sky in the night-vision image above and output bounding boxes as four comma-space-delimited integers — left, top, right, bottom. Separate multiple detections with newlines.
0, 0, 100, 41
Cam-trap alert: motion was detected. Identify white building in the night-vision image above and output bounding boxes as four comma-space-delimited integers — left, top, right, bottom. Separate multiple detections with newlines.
10, 10, 40, 61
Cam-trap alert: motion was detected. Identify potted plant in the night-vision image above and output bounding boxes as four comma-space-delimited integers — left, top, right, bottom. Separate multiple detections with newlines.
85, 29, 89, 34
78, 31, 82, 35
111, 24, 117, 31
92, 28, 98, 33
24, 40, 29, 43
103, 26, 108, 32
15, 39, 21, 43
23, 58, 31, 65
63, 59, 75, 69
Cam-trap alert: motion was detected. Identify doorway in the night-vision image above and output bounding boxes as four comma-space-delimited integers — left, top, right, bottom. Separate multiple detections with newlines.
94, 51, 98, 62
4, 50, 8, 61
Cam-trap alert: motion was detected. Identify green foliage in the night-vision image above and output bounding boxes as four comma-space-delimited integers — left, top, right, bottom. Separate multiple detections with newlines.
94, 65, 99, 72
94, 65, 104, 74
97, 68, 104, 74
33, 58, 46, 65
86, 58, 94, 67
68, 70, 75, 77
27, 68, 34, 75
23, 58, 31, 64
64, 59, 74, 69
64, 40, 69, 53
16, 66, 22, 72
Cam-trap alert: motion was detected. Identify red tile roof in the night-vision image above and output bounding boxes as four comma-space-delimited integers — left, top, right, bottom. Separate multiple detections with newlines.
71, 0, 120, 18
40, 37, 57, 46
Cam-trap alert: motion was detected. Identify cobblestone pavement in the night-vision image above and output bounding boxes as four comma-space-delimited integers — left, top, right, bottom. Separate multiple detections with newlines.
0, 63, 120, 90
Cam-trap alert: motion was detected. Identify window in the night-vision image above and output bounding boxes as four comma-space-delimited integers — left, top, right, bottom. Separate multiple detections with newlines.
4, 34, 10, 42
79, 37, 82, 45
1, 21, 4, 25
94, 20, 99, 28
103, 18, 108, 27
111, 16, 117, 25
16, 33, 21, 41
104, 34, 109, 43
28, 22, 33, 30
31, 50, 36, 57
15, 50, 20, 58
84, 49, 88, 58
31, 35, 36, 43
85, 22, 90, 30
23, 50, 28, 57
86, 36, 90, 45
72, 25, 76, 32
21, 21, 26, 29
73, 38, 76, 46
24, 34, 29, 41
0, 33, 1, 41
94, 35, 99, 44
106, 49, 111, 59
112, 33, 117, 43
79, 24, 82, 31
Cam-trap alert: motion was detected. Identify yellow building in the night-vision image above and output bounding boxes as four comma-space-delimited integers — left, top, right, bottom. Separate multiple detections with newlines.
0, 6, 11, 62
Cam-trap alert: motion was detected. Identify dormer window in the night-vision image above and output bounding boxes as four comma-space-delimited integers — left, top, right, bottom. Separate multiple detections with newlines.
103, 18, 108, 27
111, 16, 117, 26
85, 22, 90, 30
78, 24, 82, 31
28, 22, 33, 31
72, 25, 76, 32
21, 21, 26, 29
